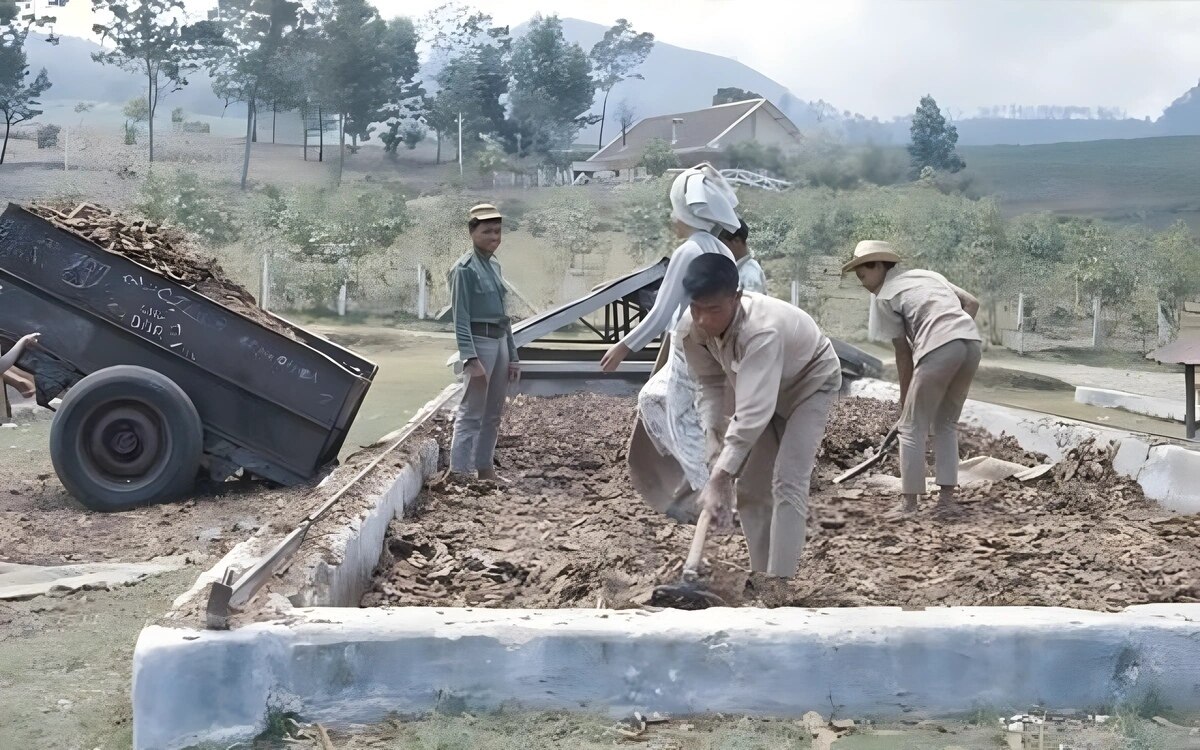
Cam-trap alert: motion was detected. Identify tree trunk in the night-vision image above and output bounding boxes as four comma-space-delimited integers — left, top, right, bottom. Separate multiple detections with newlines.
0, 120, 10, 164
272, 101, 277, 144
337, 114, 345, 187
252, 97, 258, 143
435, 130, 441, 165
597, 87, 610, 151
240, 98, 255, 191
147, 75, 155, 163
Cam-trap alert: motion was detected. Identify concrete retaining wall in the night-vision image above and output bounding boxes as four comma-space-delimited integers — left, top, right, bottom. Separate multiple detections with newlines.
850, 379, 1200, 514
1074, 386, 1192, 423
134, 604, 1200, 750
132, 384, 1200, 749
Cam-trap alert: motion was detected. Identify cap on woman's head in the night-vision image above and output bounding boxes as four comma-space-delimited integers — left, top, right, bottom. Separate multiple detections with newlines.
669, 163, 740, 234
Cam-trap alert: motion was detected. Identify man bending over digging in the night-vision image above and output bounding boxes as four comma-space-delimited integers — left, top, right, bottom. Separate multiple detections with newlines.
678, 253, 841, 600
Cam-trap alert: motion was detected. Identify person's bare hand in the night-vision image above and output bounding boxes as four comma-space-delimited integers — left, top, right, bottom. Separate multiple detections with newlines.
599, 342, 630, 373
697, 470, 735, 531
464, 358, 487, 382
508, 362, 520, 384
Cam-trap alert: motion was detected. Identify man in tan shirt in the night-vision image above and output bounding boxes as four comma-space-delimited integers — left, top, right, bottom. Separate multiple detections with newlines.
678, 254, 841, 586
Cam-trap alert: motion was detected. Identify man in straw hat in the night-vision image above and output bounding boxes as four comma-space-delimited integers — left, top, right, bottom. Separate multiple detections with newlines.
842, 240, 981, 515
447, 203, 520, 481
679, 253, 841, 599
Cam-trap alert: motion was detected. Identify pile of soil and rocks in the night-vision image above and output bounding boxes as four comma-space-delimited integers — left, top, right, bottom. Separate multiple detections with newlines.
363, 394, 1200, 611
26, 202, 294, 338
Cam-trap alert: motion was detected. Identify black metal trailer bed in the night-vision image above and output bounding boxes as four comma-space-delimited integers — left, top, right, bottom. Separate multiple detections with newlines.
0, 203, 376, 511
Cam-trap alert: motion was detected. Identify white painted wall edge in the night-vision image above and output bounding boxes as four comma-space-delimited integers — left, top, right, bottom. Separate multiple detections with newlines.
132, 603, 1200, 750
1074, 386, 1189, 423
849, 379, 1200, 514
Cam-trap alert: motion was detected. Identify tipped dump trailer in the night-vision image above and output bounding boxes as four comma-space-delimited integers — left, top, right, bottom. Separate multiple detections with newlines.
0, 203, 376, 511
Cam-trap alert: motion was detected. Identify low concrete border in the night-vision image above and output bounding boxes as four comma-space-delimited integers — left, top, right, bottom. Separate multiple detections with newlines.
132, 383, 1200, 749
851, 379, 1200, 514
134, 604, 1200, 749
1074, 386, 1191, 423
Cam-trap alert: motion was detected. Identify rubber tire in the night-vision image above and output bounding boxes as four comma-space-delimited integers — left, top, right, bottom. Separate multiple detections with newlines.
50, 365, 203, 512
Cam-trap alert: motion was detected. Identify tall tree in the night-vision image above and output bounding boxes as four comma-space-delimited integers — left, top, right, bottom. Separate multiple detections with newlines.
91, 0, 205, 162
907, 94, 965, 177
420, 4, 509, 163
508, 14, 594, 157
0, 43, 50, 163
201, 0, 307, 190
614, 98, 635, 146
370, 16, 423, 155
314, 0, 394, 184
589, 19, 652, 150
0, 0, 56, 163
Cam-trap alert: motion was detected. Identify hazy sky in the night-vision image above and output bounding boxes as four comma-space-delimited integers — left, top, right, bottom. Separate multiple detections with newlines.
47, 0, 1200, 119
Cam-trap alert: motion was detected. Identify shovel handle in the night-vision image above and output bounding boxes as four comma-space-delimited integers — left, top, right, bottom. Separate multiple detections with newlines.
683, 507, 712, 578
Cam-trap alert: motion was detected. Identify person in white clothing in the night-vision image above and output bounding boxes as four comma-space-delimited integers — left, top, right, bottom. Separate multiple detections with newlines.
843, 240, 981, 516
718, 219, 767, 294
604, 164, 741, 520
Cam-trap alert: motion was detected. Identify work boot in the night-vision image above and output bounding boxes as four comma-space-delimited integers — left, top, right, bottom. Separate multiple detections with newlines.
935, 486, 961, 518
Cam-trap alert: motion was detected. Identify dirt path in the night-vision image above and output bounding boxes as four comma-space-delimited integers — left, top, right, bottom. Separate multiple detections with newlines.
365, 394, 1200, 612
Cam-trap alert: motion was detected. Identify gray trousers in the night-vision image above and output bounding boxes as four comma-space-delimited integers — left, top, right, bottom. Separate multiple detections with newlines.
898, 339, 982, 495
449, 336, 511, 473
736, 369, 841, 578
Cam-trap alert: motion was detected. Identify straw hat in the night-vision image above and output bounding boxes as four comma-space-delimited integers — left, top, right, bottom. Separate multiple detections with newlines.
468, 203, 503, 221
841, 240, 902, 273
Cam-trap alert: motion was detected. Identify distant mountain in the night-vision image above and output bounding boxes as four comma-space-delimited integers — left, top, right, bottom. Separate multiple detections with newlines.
1157, 80, 1200, 136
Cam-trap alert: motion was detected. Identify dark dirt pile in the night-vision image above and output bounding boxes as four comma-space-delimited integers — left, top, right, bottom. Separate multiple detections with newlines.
26, 202, 294, 339
363, 394, 1200, 612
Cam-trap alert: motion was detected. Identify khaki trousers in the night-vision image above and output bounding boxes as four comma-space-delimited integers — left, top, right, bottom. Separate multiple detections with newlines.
449, 336, 511, 473
898, 339, 982, 495
735, 369, 840, 578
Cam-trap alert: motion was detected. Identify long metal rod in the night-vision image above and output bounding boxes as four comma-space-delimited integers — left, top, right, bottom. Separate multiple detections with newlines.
207, 383, 462, 625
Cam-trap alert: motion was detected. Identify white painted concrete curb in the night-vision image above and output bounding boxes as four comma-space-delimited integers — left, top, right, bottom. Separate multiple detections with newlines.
133, 604, 1200, 750
850, 380, 1200, 514
1074, 386, 1190, 423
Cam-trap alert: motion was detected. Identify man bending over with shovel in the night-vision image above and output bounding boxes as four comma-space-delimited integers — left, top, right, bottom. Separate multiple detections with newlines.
678, 254, 841, 601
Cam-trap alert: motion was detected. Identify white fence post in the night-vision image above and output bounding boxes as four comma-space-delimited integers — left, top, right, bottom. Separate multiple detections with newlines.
1016, 292, 1025, 356
260, 254, 271, 311
790, 279, 800, 307
338, 282, 348, 317
1092, 295, 1103, 348
417, 263, 428, 320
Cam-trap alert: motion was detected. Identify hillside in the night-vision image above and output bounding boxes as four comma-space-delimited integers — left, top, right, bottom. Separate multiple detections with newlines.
960, 136, 1200, 229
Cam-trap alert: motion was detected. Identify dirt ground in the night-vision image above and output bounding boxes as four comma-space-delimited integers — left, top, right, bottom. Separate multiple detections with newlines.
364, 393, 1200, 611
216, 709, 1200, 750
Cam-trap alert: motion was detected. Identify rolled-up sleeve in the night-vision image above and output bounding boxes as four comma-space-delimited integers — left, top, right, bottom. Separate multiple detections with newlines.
869, 294, 905, 343
451, 266, 477, 362
713, 329, 785, 476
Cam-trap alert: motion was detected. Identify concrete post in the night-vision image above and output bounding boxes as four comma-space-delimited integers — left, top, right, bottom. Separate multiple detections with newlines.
417, 263, 427, 320
790, 280, 800, 307
260, 254, 271, 311
1016, 293, 1025, 356
1092, 296, 1103, 349
337, 282, 347, 317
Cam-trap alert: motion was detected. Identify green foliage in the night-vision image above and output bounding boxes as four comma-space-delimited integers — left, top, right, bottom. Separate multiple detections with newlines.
908, 94, 965, 176
137, 170, 240, 244
91, 0, 205, 162
372, 17, 424, 155
524, 190, 605, 270
639, 137, 678, 177
722, 141, 787, 175
475, 142, 509, 174
508, 14, 595, 156
589, 19, 653, 150
170, 106, 184, 123
315, 0, 402, 146
1011, 213, 1067, 262
122, 96, 149, 123
0, 26, 51, 163
1063, 220, 1137, 304
265, 187, 411, 263
619, 176, 673, 262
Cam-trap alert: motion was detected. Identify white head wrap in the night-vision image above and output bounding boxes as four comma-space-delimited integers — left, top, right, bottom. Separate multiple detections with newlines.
669, 162, 740, 234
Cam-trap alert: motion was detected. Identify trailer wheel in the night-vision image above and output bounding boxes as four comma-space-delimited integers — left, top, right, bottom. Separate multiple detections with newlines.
50, 366, 203, 512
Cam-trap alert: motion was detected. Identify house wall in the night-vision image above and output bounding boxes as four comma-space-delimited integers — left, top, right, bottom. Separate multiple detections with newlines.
718, 110, 800, 150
